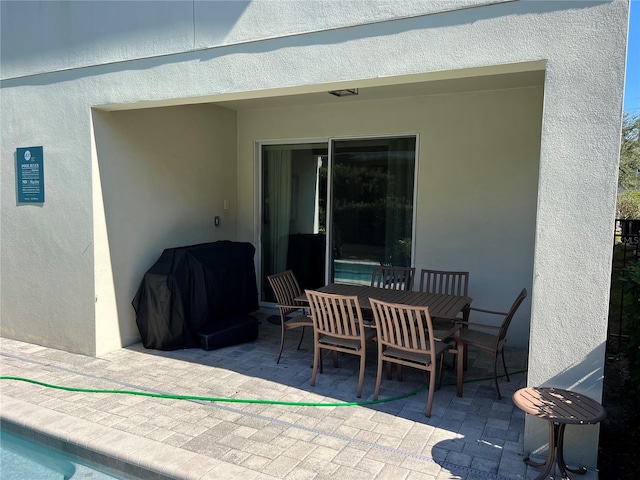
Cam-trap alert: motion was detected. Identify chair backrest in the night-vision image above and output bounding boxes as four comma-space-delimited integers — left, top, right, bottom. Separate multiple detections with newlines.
370, 298, 437, 356
267, 270, 302, 315
371, 266, 416, 291
305, 290, 365, 341
498, 288, 528, 343
419, 269, 469, 296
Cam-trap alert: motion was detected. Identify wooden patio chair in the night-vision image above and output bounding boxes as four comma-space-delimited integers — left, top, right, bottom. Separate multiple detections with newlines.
455, 288, 528, 399
418, 268, 470, 329
371, 266, 416, 291
305, 289, 376, 398
370, 298, 456, 416
267, 270, 313, 364
419, 269, 469, 297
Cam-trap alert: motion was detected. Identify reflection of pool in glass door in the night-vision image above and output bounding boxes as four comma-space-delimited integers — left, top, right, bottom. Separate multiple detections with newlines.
259, 136, 416, 301
333, 259, 379, 285
330, 137, 416, 285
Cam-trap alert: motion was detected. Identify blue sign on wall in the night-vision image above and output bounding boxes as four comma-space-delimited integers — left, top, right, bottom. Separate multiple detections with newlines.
17, 146, 44, 203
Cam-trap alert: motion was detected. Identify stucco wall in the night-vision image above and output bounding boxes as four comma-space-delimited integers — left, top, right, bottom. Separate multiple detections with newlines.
91, 105, 238, 355
237, 86, 542, 348
1, 83, 96, 354
0, 0, 629, 467
1, 0, 512, 79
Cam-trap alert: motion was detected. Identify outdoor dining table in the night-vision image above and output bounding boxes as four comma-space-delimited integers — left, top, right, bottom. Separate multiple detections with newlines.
296, 283, 472, 397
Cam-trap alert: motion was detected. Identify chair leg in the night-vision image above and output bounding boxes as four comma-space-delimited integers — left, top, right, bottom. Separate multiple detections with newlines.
297, 326, 306, 350
311, 345, 320, 386
463, 345, 468, 371
493, 354, 502, 400
374, 359, 384, 400
425, 369, 436, 417
356, 353, 366, 398
276, 321, 286, 364
501, 349, 510, 382
437, 353, 444, 390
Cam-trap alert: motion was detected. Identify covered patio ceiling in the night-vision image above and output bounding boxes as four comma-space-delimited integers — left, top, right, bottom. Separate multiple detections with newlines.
99, 61, 546, 112
214, 67, 546, 111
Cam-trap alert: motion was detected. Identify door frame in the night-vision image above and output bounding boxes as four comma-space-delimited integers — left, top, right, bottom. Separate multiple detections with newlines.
255, 137, 328, 304
255, 133, 420, 306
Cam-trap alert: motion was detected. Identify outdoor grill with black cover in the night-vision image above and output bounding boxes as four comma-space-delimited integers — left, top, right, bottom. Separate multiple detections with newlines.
132, 241, 259, 351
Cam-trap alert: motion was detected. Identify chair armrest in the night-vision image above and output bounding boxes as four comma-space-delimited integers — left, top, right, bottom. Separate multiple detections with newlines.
454, 319, 501, 330
434, 324, 461, 341
468, 307, 508, 316
279, 305, 308, 312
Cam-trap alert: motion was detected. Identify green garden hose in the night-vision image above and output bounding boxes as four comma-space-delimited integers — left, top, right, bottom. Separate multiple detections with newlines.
0, 369, 526, 407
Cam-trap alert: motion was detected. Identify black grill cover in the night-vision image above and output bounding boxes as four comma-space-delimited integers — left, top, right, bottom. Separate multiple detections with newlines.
132, 241, 259, 350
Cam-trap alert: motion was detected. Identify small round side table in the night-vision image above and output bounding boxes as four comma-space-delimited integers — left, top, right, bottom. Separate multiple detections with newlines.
513, 387, 606, 480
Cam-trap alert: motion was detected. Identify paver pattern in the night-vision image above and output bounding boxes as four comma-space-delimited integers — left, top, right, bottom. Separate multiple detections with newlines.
0, 309, 594, 479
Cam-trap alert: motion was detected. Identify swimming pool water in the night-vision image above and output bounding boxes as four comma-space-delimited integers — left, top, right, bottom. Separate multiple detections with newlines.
334, 260, 377, 285
0, 428, 135, 480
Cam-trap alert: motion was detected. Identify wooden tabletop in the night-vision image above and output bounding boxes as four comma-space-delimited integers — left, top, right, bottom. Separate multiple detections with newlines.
513, 387, 606, 425
298, 283, 472, 320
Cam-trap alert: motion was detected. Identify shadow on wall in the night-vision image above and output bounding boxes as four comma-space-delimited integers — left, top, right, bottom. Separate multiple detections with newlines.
0, 1, 251, 80
543, 343, 606, 399
2, 0, 597, 89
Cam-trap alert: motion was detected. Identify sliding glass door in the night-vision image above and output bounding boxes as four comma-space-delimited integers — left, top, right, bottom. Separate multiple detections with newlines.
330, 137, 416, 285
259, 136, 416, 301
260, 143, 328, 302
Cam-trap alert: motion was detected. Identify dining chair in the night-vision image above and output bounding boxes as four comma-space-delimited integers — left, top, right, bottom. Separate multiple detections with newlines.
454, 288, 528, 399
305, 289, 376, 397
267, 270, 313, 364
370, 298, 456, 416
418, 269, 470, 330
418, 269, 469, 297
371, 266, 416, 291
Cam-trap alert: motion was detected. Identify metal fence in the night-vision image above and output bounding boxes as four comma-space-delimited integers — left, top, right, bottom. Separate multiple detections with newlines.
609, 219, 640, 348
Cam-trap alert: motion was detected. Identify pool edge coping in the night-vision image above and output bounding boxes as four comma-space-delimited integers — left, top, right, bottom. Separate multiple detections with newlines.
0, 394, 264, 480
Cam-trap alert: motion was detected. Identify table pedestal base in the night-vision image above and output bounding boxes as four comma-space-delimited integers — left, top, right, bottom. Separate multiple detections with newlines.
524, 422, 588, 480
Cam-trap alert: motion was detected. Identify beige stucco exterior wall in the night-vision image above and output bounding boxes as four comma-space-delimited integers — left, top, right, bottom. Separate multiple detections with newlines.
91, 105, 238, 355
0, 0, 629, 467
237, 86, 542, 348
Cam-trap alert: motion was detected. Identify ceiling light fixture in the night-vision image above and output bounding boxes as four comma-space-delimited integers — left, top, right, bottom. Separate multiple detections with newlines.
328, 88, 359, 97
